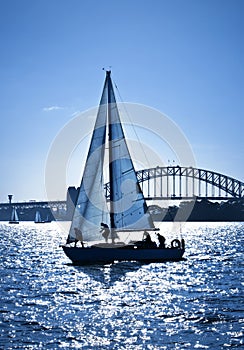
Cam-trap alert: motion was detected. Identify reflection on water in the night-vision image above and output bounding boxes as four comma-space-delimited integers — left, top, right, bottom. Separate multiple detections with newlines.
0, 222, 243, 349
72, 261, 143, 287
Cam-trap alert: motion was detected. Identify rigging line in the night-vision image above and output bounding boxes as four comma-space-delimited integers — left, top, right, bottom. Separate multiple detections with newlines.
113, 79, 152, 170
114, 78, 163, 200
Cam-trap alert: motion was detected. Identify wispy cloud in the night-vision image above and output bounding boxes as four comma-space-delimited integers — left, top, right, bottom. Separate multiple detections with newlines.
71, 110, 81, 117
43, 106, 65, 112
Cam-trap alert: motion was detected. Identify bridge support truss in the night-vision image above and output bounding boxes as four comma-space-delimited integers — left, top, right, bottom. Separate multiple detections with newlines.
105, 166, 244, 200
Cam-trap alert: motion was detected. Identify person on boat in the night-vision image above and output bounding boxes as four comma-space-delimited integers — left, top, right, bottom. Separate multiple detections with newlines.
143, 231, 152, 244
66, 237, 71, 245
74, 227, 84, 248
181, 238, 185, 249
100, 223, 110, 243
142, 231, 157, 248
157, 233, 166, 248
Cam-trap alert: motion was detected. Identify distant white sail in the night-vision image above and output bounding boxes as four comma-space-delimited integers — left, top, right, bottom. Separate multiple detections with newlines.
10, 208, 19, 222
35, 211, 42, 223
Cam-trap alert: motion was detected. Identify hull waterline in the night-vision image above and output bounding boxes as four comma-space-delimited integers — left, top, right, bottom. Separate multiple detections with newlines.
62, 245, 185, 265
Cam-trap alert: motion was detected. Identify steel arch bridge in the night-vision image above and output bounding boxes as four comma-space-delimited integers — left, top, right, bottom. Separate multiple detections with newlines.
105, 166, 244, 200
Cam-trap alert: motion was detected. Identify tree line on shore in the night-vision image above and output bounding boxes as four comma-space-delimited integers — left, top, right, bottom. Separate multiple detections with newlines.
149, 198, 244, 222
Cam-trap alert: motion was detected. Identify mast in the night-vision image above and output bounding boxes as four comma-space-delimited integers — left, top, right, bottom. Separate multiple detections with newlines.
107, 70, 115, 244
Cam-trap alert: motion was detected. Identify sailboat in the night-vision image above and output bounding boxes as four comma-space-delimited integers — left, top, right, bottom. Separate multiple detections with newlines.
9, 207, 19, 224
44, 214, 52, 223
62, 71, 185, 264
34, 210, 44, 223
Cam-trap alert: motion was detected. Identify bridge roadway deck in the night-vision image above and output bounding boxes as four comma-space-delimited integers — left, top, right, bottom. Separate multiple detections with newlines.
0, 200, 66, 209
0, 197, 241, 210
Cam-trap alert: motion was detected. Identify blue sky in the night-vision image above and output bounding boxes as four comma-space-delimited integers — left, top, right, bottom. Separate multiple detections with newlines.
0, 0, 243, 202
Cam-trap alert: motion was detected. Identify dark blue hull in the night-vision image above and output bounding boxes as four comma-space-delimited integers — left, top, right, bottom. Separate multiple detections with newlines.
62, 245, 185, 265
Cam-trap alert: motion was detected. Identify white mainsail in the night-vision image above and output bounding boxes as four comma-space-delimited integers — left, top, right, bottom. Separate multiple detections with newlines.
67, 71, 154, 244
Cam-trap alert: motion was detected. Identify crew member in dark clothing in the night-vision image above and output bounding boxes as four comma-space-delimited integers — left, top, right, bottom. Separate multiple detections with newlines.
100, 223, 110, 243
142, 231, 153, 246
74, 227, 84, 247
142, 231, 157, 248
157, 233, 166, 248
145, 233, 152, 244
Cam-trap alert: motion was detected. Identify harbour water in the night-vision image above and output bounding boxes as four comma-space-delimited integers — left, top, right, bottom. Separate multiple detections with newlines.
0, 222, 243, 349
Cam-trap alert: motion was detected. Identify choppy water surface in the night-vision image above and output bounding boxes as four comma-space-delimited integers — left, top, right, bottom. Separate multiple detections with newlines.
0, 222, 243, 349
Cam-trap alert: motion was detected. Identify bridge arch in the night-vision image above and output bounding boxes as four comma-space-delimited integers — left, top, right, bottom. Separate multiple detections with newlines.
105, 166, 244, 200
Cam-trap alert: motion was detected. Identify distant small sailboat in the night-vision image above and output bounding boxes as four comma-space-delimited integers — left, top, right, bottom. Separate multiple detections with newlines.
34, 210, 44, 223
62, 71, 185, 265
44, 214, 52, 223
9, 208, 19, 224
